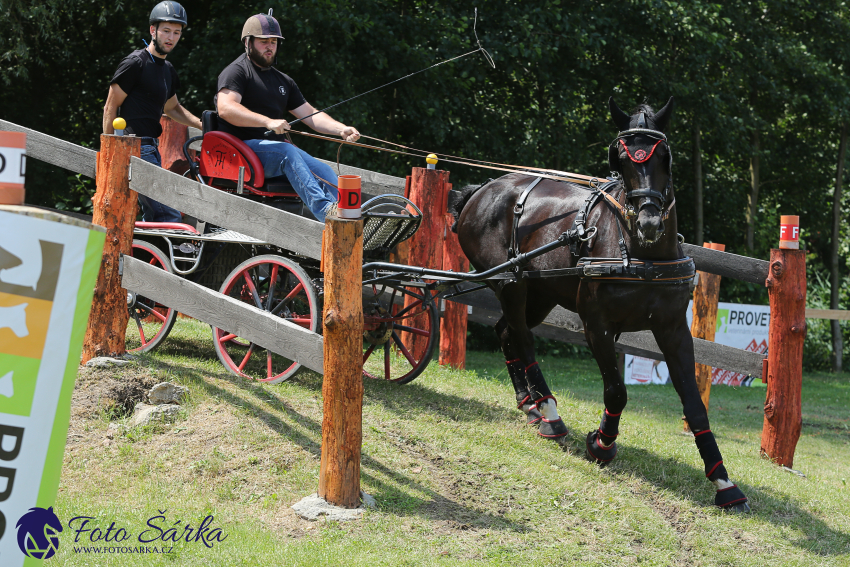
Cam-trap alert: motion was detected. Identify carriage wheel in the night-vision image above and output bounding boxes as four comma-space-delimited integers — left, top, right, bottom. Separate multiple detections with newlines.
362, 281, 438, 384
213, 255, 319, 383
125, 240, 178, 353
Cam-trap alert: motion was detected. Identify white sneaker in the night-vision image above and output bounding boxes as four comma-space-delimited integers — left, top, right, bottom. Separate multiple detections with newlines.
324, 203, 338, 219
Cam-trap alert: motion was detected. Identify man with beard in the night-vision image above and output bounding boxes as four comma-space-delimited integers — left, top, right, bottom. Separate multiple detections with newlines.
102, 1, 202, 222
215, 12, 360, 222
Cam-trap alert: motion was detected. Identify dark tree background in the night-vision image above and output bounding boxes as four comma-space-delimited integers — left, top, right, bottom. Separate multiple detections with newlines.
1, 0, 847, 369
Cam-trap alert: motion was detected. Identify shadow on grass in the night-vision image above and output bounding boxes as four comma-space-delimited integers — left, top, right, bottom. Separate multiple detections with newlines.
614, 443, 850, 555
138, 354, 529, 534
144, 340, 848, 551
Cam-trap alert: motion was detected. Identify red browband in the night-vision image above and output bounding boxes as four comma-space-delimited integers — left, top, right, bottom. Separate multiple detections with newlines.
620, 138, 664, 164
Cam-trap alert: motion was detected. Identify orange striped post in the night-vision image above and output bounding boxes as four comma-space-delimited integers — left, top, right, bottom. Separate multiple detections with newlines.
761, 216, 806, 467
400, 163, 450, 360
0, 132, 27, 205
684, 242, 725, 432
439, 211, 468, 369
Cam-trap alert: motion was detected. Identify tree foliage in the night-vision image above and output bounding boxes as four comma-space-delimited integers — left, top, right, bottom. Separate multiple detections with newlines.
1, 0, 848, 364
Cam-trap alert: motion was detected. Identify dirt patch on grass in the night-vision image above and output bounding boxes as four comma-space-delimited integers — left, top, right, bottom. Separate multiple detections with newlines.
72, 365, 159, 419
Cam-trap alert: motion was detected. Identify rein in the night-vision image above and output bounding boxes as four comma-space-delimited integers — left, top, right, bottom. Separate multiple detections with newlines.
286, 129, 611, 187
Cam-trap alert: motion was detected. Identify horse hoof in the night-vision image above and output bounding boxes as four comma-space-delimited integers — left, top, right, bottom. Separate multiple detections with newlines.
538, 417, 568, 439
726, 501, 751, 514
715, 485, 749, 512
585, 430, 617, 467
525, 404, 543, 425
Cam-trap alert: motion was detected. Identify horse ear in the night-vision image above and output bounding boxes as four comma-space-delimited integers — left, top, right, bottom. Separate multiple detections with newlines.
609, 97, 631, 132
653, 97, 675, 131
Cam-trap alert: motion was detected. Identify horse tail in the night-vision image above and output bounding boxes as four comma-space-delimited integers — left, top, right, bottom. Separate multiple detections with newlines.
450, 178, 493, 233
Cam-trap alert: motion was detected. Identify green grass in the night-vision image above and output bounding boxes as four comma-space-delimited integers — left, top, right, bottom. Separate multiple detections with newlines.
54, 318, 850, 566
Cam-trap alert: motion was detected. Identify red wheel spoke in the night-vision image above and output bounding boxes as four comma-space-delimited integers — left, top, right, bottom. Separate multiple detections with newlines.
395, 299, 423, 318
363, 343, 376, 362
286, 317, 313, 328
267, 351, 273, 379
133, 313, 147, 346
238, 344, 256, 371
265, 264, 279, 311
138, 303, 167, 323
271, 282, 304, 316
243, 272, 263, 308
391, 332, 416, 366
218, 332, 238, 344
149, 257, 158, 265
393, 324, 429, 337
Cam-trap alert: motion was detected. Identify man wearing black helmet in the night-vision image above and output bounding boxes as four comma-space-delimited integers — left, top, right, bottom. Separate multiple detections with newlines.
102, 1, 202, 223
216, 12, 360, 222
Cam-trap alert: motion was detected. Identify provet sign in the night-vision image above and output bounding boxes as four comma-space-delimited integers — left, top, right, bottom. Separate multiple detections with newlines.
625, 301, 770, 387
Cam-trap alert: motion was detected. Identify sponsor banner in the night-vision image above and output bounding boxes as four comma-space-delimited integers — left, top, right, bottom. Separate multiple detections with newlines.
0, 209, 104, 565
624, 301, 769, 387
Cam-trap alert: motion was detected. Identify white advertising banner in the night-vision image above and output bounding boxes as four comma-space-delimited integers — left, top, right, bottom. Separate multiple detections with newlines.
0, 208, 104, 565
624, 301, 770, 387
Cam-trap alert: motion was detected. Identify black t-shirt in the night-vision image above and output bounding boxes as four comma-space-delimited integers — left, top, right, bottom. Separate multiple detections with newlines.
215, 54, 307, 140
111, 49, 179, 138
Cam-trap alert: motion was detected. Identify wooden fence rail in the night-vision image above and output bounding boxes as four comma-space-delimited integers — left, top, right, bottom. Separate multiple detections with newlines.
451, 287, 766, 377
7, 117, 836, 381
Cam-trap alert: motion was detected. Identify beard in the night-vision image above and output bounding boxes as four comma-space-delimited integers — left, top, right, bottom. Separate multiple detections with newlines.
152, 35, 173, 55
248, 44, 275, 68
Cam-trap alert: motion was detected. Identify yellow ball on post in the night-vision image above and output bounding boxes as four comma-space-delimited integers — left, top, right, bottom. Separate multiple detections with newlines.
112, 117, 126, 132
426, 153, 438, 169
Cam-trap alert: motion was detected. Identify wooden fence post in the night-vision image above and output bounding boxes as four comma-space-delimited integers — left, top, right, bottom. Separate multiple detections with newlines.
761, 224, 806, 467
158, 114, 191, 175
401, 166, 449, 360
440, 211, 468, 369
81, 134, 140, 364
318, 213, 365, 508
684, 242, 725, 433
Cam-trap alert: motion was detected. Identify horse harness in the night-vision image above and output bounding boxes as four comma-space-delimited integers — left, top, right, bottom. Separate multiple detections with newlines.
502, 127, 692, 285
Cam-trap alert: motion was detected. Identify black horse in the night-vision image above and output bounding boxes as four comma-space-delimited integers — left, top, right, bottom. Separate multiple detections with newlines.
451, 98, 750, 511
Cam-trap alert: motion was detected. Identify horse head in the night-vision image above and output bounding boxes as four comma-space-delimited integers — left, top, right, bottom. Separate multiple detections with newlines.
608, 97, 675, 246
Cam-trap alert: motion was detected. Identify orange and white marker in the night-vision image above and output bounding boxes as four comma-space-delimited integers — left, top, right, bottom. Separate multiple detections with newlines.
0, 132, 26, 205
779, 215, 800, 249
337, 175, 361, 219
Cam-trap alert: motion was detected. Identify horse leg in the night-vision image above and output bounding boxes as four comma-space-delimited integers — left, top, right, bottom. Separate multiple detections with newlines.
495, 317, 543, 424
582, 321, 626, 466
498, 287, 567, 440
653, 318, 750, 512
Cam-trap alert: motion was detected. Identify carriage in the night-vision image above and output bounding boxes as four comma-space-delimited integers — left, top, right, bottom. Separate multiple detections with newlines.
127, 111, 439, 384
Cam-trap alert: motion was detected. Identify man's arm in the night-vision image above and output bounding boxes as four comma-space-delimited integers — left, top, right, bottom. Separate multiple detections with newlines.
163, 95, 202, 130
102, 84, 128, 134
216, 89, 290, 134
291, 102, 360, 142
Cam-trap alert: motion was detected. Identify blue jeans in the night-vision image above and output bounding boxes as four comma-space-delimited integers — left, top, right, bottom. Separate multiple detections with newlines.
244, 139, 338, 222
138, 144, 183, 223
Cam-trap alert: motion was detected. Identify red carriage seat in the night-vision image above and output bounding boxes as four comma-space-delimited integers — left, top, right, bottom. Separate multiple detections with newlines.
196, 115, 300, 199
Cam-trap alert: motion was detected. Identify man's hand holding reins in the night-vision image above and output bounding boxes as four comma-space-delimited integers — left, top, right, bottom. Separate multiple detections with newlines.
266, 118, 291, 135
340, 126, 360, 143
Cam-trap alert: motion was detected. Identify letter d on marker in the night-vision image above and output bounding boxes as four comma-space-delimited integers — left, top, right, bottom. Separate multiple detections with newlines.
0, 131, 26, 205
337, 175, 361, 219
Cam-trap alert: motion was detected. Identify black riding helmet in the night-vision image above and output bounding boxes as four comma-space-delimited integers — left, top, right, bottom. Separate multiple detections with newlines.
149, 1, 188, 27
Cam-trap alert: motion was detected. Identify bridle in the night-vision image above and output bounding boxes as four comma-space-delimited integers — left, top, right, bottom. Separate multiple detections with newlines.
607, 118, 676, 230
